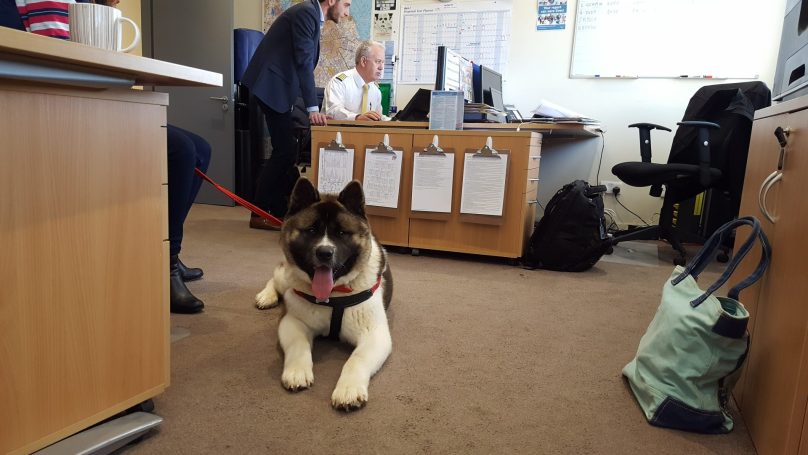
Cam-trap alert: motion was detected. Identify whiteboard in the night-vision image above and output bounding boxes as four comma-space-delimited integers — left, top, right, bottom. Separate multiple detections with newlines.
571, 0, 760, 79
397, 0, 512, 84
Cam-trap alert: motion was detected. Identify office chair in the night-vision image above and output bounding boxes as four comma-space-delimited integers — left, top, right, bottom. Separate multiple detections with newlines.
610, 82, 771, 265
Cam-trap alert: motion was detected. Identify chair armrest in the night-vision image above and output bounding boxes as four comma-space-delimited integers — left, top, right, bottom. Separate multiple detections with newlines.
677, 120, 720, 130
629, 123, 671, 163
628, 122, 672, 132
676, 121, 721, 187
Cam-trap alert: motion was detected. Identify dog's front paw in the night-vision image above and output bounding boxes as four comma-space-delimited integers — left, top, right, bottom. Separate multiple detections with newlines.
331, 380, 368, 411
255, 285, 280, 309
281, 365, 313, 392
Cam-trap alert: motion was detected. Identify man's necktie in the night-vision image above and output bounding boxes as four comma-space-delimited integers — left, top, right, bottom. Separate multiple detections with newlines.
361, 84, 369, 114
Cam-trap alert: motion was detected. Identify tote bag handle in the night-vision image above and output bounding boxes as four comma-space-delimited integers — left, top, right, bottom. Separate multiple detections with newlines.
672, 216, 772, 307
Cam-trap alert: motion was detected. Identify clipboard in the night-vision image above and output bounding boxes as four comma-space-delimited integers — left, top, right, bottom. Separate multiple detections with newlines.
459, 143, 511, 226
409, 141, 455, 220
364, 139, 404, 218
315, 138, 356, 195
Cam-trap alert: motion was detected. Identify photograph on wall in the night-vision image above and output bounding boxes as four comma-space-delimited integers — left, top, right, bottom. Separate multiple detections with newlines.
375, 0, 396, 11
537, 0, 567, 30
373, 11, 394, 41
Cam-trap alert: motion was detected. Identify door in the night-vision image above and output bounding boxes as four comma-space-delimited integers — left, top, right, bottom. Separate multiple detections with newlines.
145, 0, 235, 205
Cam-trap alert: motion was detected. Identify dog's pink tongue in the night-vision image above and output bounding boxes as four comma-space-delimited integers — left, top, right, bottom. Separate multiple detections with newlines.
312, 267, 334, 301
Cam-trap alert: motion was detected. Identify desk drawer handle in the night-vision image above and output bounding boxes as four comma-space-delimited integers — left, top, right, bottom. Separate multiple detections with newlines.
528, 200, 539, 205
758, 171, 782, 223
530, 156, 541, 160
528, 178, 540, 182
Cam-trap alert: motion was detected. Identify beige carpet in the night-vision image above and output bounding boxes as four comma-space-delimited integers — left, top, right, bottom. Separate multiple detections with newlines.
121, 204, 756, 454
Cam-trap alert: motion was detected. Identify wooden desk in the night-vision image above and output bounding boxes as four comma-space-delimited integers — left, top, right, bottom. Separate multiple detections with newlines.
0, 28, 221, 455
311, 125, 541, 258
326, 119, 601, 137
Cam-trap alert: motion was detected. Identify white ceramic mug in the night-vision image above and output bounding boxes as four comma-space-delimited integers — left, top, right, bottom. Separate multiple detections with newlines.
68, 3, 141, 52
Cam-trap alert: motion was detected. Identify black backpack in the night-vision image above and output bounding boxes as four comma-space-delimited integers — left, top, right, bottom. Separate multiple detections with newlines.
524, 180, 610, 272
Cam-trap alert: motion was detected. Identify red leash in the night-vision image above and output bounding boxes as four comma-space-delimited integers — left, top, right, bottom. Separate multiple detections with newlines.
194, 168, 284, 225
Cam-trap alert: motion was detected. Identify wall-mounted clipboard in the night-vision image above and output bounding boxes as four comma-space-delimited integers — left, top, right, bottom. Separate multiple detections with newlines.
363, 140, 404, 218
459, 145, 510, 226
409, 142, 455, 220
316, 139, 356, 195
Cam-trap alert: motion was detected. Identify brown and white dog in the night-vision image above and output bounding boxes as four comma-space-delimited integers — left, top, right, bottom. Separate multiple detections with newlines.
255, 178, 393, 411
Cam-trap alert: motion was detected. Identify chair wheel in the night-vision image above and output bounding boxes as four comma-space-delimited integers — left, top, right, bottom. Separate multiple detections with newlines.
605, 246, 614, 255
717, 252, 729, 263
673, 256, 686, 266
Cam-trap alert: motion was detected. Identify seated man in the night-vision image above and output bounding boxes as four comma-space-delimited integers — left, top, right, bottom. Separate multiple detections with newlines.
322, 40, 390, 121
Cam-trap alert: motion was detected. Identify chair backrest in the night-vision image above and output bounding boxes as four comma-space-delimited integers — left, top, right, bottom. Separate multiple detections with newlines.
667, 82, 771, 202
234, 28, 264, 84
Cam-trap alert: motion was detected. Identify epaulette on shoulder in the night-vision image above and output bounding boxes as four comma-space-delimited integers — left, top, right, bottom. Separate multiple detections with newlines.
335, 73, 348, 81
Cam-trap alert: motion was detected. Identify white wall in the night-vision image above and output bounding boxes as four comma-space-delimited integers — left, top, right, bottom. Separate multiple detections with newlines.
394, 0, 787, 225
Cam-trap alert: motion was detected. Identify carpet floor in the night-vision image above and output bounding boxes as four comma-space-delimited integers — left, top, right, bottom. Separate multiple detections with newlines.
119, 204, 756, 454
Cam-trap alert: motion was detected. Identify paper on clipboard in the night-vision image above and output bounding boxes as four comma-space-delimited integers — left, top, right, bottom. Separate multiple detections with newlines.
318, 147, 355, 194
460, 152, 508, 216
411, 152, 454, 213
363, 148, 403, 208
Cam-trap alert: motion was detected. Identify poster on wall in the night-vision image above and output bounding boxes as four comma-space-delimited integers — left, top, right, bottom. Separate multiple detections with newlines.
373, 12, 394, 40
262, 0, 373, 87
537, 0, 567, 31
375, 0, 396, 11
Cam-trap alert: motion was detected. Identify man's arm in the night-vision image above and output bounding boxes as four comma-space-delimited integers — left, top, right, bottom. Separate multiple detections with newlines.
322, 80, 361, 120
370, 86, 390, 121
291, 7, 318, 110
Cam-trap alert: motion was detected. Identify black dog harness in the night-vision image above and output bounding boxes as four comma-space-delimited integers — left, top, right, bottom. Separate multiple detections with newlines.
294, 275, 382, 340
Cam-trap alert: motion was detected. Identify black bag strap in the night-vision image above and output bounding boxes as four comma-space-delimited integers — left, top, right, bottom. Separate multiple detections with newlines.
671, 216, 772, 308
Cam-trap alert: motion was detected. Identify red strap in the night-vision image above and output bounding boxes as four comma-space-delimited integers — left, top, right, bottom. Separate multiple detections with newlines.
194, 168, 283, 225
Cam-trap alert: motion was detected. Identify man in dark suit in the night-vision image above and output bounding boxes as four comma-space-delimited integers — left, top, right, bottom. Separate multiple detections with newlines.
242, 0, 351, 230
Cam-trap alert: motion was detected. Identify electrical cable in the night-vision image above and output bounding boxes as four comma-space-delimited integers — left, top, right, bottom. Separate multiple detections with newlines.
614, 191, 650, 226
595, 130, 605, 184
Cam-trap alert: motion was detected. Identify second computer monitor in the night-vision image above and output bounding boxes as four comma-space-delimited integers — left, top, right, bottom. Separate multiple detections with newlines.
435, 46, 474, 102
476, 65, 503, 108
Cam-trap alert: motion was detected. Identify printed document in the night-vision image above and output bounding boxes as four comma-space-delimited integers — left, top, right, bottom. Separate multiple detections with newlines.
411, 153, 455, 213
363, 148, 403, 208
460, 153, 508, 216
318, 147, 355, 194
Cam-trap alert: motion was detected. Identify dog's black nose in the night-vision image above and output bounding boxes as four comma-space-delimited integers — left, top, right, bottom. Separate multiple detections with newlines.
316, 246, 335, 262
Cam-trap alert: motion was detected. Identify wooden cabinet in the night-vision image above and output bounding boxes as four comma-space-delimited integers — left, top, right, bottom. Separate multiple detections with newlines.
311, 126, 541, 258
733, 95, 808, 455
0, 28, 220, 455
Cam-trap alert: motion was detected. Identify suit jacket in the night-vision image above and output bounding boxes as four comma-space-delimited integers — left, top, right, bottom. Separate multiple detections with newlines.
242, 0, 321, 113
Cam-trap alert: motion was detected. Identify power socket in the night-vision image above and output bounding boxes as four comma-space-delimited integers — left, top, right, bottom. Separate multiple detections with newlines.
602, 180, 621, 194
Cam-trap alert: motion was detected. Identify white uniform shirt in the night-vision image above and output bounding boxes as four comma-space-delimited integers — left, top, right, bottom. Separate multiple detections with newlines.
322, 68, 388, 120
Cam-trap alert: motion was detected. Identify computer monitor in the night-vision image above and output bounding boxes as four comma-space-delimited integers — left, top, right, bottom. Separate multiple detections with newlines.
488, 87, 505, 112
435, 46, 474, 102
475, 65, 503, 107
392, 88, 431, 121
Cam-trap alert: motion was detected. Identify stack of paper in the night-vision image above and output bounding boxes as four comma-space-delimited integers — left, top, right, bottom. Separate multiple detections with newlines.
531, 99, 597, 123
464, 103, 506, 123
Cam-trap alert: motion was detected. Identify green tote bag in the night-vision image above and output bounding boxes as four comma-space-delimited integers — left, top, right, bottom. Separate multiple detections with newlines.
623, 216, 771, 434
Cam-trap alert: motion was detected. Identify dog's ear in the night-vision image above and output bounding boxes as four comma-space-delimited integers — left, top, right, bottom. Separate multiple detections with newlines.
338, 180, 366, 218
287, 178, 320, 217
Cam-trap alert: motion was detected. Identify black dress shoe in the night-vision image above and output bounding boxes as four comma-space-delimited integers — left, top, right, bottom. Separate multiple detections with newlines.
177, 257, 203, 282
170, 255, 204, 314
249, 214, 283, 231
